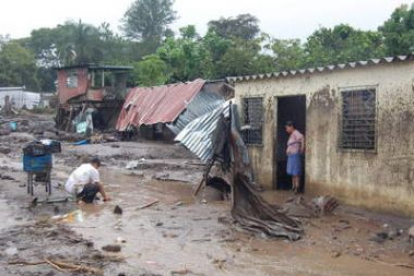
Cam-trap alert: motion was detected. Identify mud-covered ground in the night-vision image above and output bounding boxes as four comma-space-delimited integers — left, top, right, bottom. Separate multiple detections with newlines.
1, 114, 414, 276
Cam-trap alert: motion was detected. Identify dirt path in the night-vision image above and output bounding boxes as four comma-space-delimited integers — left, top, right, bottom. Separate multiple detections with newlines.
0, 136, 413, 276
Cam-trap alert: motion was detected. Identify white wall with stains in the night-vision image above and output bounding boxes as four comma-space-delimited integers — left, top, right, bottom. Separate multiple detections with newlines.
234, 61, 414, 214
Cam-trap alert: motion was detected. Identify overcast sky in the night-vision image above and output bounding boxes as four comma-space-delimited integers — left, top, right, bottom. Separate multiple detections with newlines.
0, 0, 412, 40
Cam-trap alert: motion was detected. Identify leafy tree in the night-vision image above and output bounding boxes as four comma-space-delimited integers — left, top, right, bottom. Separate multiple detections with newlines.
304, 24, 384, 67
156, 26, 213, 82
208, 14, 260, 40
28, 21, 104, 67
36, 67, 56, 92
215, 38, 269, 77
380, 4, 414, 56
133, 55, 169, 86
179, 25, 199, 40
122, 0, 177, 44
0, 41, 39, 90
202, 30, 232, 70
272, 39, 306, 71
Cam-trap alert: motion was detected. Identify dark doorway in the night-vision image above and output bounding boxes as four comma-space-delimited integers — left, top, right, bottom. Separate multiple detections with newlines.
275, 95, 306, 192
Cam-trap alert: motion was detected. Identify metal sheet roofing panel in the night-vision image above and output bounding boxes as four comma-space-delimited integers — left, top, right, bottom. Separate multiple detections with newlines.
175, 101, 231, 162
116, 79, 205, 131
167, 90, 225, 135
227, 54, 414, 83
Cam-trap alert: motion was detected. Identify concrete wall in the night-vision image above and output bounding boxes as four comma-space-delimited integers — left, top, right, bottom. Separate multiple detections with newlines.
234, 61, 414, 215
57, 68, 89, 104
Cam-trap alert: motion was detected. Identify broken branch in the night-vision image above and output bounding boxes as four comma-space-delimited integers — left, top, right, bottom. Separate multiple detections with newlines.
45, 258, 103, 275
369, 258, 414, 270
136, 200, 159, 210
8, 261, 47, 266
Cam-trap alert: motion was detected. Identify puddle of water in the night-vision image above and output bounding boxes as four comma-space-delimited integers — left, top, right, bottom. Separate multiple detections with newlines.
52, 209, 84, 223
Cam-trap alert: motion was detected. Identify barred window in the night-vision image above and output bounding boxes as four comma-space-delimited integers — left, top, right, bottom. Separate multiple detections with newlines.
243, 97, 263, 145
340, 88, 377, 151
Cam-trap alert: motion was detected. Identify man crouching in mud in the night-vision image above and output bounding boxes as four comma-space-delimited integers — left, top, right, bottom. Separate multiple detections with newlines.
65, 157, 111, 204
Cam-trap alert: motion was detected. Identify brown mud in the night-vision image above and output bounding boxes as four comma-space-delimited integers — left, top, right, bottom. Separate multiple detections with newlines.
0, 115, 414, 276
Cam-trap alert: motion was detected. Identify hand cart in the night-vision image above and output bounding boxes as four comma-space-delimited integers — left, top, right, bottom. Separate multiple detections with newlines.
23, 154, 52, 196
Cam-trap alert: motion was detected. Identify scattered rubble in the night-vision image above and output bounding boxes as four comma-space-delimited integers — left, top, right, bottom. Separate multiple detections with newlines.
0, 174, 15, 180
0, 112, 413, 276
102, 245, 122, 253
0, 222, 121, 276
114, 205, 123, 215
409, 226, 414, 244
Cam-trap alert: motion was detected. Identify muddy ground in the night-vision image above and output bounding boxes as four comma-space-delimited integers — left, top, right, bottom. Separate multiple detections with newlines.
1, 115, 414, 276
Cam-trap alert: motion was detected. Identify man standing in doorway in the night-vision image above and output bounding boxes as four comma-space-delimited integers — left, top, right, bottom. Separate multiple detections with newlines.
285, 121, 305, 194
65, 157, 111, 203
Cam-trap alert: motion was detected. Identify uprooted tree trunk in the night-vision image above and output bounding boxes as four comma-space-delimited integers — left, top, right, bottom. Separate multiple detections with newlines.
227, 104, 303, 240
231, 173, 303, 240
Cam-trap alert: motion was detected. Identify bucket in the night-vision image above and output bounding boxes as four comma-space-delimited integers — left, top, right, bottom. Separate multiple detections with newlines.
9, 122, 17, 131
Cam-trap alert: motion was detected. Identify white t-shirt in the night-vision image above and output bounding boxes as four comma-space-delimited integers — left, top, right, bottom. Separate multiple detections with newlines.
65, 164, 100, 195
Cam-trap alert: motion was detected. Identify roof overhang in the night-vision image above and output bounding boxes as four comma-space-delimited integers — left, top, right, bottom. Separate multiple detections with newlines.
227, 54, 414, 83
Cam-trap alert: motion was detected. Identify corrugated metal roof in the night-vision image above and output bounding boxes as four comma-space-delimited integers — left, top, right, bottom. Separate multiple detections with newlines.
175, 101, 230, 162
167, 90, 225, 134
116, 79, 205, 131
227, 55, 413, 82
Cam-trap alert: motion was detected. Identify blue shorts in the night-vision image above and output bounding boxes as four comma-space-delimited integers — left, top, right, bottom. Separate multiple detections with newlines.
287, 154, 302, 176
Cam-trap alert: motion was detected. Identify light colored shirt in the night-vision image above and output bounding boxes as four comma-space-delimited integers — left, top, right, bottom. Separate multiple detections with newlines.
65, 164, 100, 195
287, 130, 305, 156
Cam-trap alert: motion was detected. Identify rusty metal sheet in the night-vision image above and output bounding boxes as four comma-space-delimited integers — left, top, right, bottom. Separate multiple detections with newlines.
116, 79, 205, 131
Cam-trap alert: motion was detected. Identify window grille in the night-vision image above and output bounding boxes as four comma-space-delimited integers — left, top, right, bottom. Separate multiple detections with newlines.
340, 88, 376, 151
243, 97, 263, 145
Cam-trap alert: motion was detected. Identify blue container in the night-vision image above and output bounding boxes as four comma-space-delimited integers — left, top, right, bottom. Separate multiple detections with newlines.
9, 122, 17, 131
23, 154, 52, 172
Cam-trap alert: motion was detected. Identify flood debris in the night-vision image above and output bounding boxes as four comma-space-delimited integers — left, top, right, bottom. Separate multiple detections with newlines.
232, 173, 303, 240
214, 105, 303, 240
0, 221, 118, 276
282, 195, 339, 218
102, 244, 122, 253
0, 173, 15, 180
0, 146, 11, 154
44, 258, 104, 275
331, 251, 342, 258
409, 226, 414, 244
116, 237, 127, 244
114, 205, 123, 215
370, 228, 404, 243
171, 269, 206, 276
10, 259, 98, 274
136, 200, 159, 210
126, 161, 139, 170
311, 195, 339, 216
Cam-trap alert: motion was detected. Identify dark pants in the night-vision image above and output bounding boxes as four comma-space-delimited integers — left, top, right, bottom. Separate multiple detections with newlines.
76, 183, 100, 203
